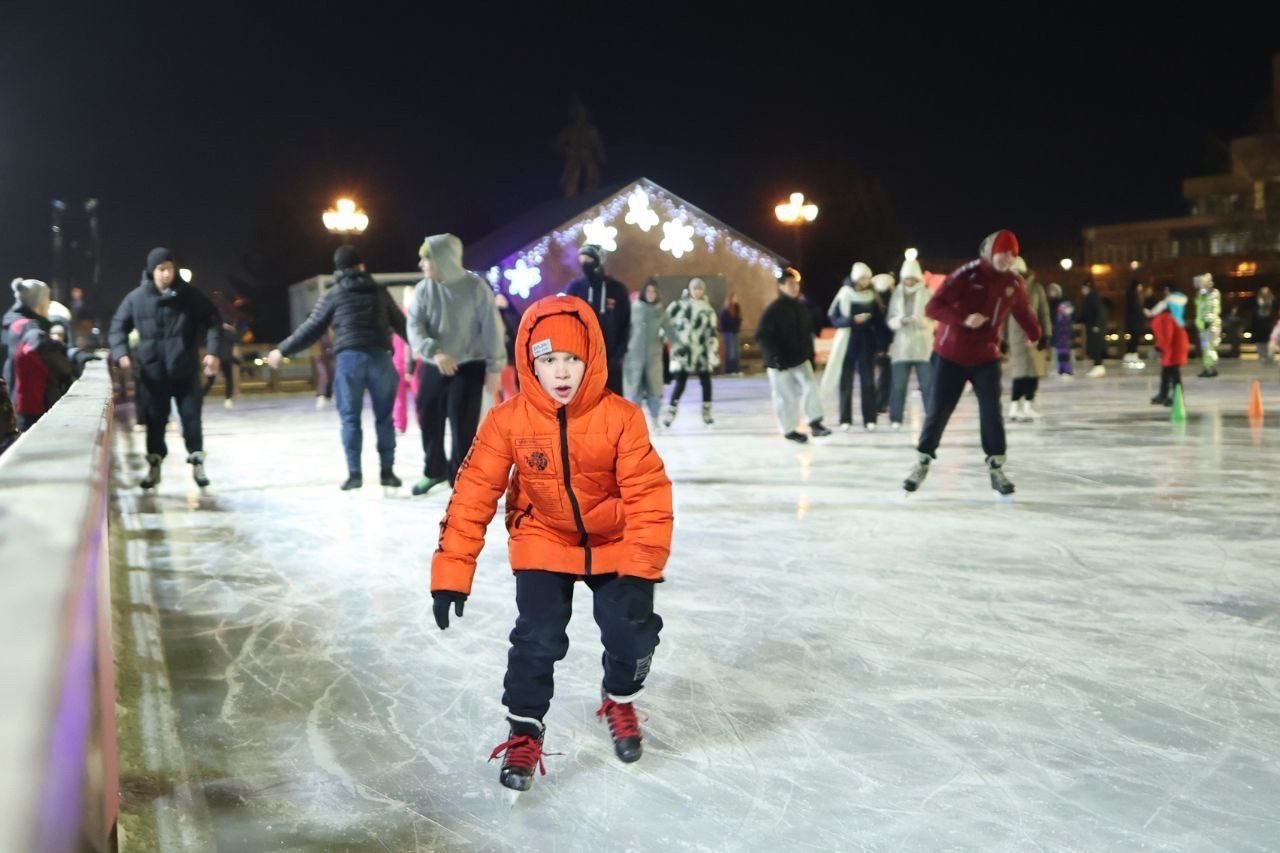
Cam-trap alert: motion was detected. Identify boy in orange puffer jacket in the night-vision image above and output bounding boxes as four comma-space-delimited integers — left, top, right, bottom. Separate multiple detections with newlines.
431, 293, 673, 792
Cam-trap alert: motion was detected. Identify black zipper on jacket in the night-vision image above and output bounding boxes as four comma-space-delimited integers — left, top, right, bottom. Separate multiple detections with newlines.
557, 407, 591, 574
514, 503, 533, 529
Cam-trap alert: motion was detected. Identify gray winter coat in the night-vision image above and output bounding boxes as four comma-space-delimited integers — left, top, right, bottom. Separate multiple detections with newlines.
624, 298, 675, 401
1006, 276, 1052, 378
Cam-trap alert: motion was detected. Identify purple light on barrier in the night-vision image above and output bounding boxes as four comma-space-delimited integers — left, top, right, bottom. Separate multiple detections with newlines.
36, 495, 106, 852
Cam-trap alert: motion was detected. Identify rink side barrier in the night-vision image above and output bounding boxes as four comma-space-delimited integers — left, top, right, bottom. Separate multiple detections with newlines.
0, 361, 118, 852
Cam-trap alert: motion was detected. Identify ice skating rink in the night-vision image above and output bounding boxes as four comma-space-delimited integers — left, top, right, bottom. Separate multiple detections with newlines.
112, 365, 1280, 851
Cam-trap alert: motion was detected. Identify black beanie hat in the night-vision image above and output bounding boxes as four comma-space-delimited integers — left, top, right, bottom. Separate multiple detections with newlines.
334, 245, 363, 270
146, 247, 175, 275
578, 244, 604, 266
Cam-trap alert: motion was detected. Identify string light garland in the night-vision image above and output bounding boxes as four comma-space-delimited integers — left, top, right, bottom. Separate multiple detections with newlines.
492, 178, 784, 296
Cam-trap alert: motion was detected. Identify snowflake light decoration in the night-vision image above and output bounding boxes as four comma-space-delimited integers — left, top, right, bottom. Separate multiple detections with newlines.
581, 217, 618, 252
624, 188, 659, 232
503, 259, 542, 299
660, 220, 695, 259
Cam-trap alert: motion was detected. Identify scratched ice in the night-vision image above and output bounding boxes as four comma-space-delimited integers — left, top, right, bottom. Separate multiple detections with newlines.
112, 365, 1280, 851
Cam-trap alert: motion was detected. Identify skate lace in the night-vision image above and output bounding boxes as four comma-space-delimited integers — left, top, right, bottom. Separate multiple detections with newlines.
596, 698, 642, 740
488, 735, 547, 776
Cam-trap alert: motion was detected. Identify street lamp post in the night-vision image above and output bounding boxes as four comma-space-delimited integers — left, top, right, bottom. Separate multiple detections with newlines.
774, 192, 818, 271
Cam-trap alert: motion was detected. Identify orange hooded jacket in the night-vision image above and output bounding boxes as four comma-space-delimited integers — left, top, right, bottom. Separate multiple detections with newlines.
431, 294, 673, 595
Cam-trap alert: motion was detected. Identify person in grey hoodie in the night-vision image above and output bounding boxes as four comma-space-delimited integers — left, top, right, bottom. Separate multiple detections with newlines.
407, 233, 506, 496
623, 279, 676, 424
885, 256, 935, 429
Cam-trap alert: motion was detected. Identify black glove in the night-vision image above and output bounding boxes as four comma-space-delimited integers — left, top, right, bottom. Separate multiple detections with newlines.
1036, 336, 1050, 351
432, 591, 467, 630
1000, 340, 1009, 356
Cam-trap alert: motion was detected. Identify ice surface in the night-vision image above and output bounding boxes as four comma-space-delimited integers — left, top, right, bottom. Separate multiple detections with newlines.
111, 365, 1280, 851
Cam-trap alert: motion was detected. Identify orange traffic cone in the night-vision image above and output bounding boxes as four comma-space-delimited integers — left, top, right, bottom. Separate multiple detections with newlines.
1249, 379, 1264, 420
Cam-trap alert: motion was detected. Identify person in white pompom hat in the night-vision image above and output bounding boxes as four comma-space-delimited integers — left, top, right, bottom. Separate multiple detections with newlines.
821, 262, 887, 430
886, 254, 935, 430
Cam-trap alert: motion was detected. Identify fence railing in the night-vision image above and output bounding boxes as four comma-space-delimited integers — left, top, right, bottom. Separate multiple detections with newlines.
0, 362, 117, 852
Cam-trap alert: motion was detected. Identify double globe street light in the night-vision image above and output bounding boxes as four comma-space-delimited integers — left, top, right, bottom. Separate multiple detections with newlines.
323, 198, 369, 237
775, 192, 819, 272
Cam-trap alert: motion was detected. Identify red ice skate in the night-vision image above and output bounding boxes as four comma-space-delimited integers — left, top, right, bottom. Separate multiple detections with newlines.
596, 691, 643, 763
489, 718, 546, 792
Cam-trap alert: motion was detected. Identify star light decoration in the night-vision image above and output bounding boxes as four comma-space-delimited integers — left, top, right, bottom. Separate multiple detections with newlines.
494, 180, 785, 296
581, 217, 618, 252
624, 188, 659, 232
503, 259, 542, 299
660, 220, 695, 259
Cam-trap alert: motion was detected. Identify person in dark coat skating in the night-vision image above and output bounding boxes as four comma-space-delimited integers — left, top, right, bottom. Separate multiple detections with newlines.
109, 248, 223, 489
269, 246, 409, 490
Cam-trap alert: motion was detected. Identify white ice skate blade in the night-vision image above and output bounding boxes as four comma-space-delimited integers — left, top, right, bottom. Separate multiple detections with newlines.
992, 491, 1015, 503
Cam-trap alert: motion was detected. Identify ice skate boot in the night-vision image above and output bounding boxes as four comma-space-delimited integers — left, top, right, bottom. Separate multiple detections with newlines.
987, 455, 1015, 495
903, 452, 931, 492
809, 419, 832, 437
188, 452, 209, 488
597, 690, 643, 763
784, 431, 809, 444
140, 454, 163, 490
380, 468, 402, 488
1007, 400, 1021, 422
340, 473, 363, 491
412, 475, 448, 496
701, 402, 714, 425
490, 717, 546, 792
660, 403, 677, 428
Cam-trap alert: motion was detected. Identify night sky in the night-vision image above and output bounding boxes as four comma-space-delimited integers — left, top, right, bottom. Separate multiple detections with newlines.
4, 3, 1278, 336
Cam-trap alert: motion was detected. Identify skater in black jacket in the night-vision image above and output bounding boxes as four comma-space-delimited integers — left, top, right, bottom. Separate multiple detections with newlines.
109, 248, 223, 489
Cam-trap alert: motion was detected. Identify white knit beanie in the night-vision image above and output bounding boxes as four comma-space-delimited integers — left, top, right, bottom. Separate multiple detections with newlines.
849, 262, 872, 283
900, 258, 923, 282
11, 278, 50, 310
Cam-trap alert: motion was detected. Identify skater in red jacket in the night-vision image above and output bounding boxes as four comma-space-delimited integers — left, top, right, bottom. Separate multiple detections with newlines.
902, 230, 1042, 495
1147, 284, 1189, 406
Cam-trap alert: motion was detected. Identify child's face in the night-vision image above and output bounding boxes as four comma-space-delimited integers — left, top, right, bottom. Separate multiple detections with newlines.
533, 352, 586, 404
